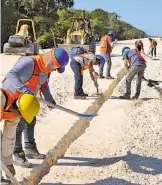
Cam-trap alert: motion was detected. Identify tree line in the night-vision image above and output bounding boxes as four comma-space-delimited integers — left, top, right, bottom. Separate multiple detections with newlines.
1, 0, 146, 51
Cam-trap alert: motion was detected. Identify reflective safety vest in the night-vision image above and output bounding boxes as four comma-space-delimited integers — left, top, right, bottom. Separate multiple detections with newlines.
1, 50, 59, 120
100, 35, 112, 54
80, 52, 94, 75
1, 62, 40, 121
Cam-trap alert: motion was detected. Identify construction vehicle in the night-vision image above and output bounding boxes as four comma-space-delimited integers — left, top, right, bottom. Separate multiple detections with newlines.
3, 19, 39, 56
58, 11, 96, 53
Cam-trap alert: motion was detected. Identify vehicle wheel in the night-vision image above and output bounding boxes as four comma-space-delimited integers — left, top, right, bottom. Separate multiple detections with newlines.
3, 43, 12, 54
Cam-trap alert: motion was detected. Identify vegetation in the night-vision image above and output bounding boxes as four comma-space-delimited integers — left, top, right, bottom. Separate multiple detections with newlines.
1, 1, 146, 50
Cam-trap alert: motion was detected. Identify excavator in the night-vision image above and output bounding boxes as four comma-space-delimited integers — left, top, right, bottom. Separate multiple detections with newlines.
58, 10, 96, 53
3, 19, 39, 56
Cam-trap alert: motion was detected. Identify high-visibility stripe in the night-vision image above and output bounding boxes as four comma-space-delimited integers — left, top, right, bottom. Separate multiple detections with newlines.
45, 51, 55, 70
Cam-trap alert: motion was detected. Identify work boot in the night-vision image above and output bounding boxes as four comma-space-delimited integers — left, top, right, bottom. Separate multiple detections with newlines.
106, 76, 114, 80
99, 75, 105, 79
74, 92, 88, 99
25, 147, 46, 159
0, 178, 11, 185
14, 151, 33, 168
119, 93, 131, 99
80, 92, 88, 96
132, 93, 139, 99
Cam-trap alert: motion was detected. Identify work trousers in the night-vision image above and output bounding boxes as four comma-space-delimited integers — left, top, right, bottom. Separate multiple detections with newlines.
126, 65, 145, 95
99, 52, 112, 77
151, 47, 156, 57
70, 60, 83, 96
1, 118, 20, 166
14, 117, 36, 153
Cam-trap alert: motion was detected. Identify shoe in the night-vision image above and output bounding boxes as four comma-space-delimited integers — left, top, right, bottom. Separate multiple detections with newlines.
106, 76, 114, 79
119, 93, 131, 99
99, 75, 105, 79
80, 92, 88, 96
25, 148, 46, 159
0, 178, 11, 185
14, 151, 33, 168
74, 95, 86, 99
132, 93, 139, 99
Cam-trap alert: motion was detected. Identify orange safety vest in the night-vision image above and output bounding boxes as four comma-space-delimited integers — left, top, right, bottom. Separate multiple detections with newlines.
1, 49, 59, 120
1, 62, 40, 121
80, 52, 94, 75
100, 35, 112, 54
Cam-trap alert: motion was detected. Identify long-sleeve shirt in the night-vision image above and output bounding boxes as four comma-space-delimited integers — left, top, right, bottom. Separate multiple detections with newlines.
2, 57, 55, 103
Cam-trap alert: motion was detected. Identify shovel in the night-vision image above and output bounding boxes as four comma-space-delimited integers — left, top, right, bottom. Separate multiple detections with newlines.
37, 97, 98, 118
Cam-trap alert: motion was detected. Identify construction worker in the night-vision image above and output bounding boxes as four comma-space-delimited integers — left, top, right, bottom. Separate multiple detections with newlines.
99, 30, 115, 79
135, 40, 145, 54
148, 37, 157, 57
2, 48, 69, 168
0, 90, 40, 184
120, 46, 146, 99
70, 52, 104, 99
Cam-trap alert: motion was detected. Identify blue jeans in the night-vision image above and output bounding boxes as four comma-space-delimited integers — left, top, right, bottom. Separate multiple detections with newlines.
70, 60, 83, 96
14, 117, 36, 153
151, 48, 156, 57
99, 53, 112, 77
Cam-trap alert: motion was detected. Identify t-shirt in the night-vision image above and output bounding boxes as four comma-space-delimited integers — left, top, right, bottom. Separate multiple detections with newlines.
74, 53, 96, 67
123, 49, 146, 67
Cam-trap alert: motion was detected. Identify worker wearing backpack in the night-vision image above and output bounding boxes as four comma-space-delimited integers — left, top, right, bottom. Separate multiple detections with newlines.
69, 47, 104, 99
148, 37, 157, 57
99, 30, 115, 79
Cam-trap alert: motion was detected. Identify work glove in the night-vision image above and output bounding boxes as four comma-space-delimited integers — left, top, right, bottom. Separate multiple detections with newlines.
6, 164, 16, 178
92, 71, 99, 80
94, 81, 99, 88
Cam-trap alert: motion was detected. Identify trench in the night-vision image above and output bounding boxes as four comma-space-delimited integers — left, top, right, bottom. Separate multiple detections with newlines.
20, 68, 128, 185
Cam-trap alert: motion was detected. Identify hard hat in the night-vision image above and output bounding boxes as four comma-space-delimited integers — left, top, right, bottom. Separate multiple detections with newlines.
108, 30, 114, 36
96, 55, 105, 65
138, 40, 142, 45
17, 94, 40, 123
54, 48, 69, 68
148, 37, 152, 40
122, 46, 130, 56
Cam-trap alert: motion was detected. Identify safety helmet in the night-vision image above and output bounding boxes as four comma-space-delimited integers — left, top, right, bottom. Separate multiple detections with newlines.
108, 30, 114, 36
122, 46, 130, 56
17, 94, 40, 123
96, 55, 105, 65
138, 40, 143, 45
54, 48, 69, 68
148, 37, 152, 40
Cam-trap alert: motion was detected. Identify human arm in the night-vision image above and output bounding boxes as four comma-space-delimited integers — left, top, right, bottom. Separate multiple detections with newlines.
88, 60, 99, 81
41, 85, 56, 105
6, 58, 34, 94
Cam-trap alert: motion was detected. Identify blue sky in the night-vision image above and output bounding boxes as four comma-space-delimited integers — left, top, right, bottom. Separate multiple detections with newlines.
73, 0, 162, 36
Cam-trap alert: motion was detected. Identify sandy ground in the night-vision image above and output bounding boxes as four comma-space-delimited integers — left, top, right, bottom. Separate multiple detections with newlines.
1, 38, 162, 185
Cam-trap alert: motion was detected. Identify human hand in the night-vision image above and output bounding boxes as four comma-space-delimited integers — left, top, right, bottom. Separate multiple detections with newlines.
94, 81, 99, 88
92, 71, 99, 80
47, 100, 56, 109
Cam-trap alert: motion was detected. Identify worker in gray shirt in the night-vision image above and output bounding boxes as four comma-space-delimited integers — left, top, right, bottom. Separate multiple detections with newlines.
2, 48, 69, 169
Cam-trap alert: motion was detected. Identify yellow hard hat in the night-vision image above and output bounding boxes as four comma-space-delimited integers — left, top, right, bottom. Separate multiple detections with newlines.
17, 94, 40, 123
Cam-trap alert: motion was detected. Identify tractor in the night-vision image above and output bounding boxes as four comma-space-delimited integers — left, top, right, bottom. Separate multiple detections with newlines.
3, 19, 39, 56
